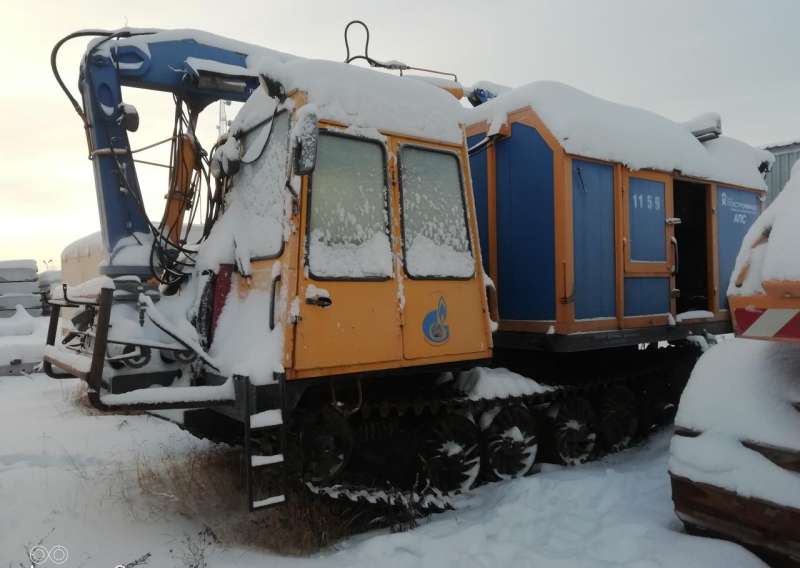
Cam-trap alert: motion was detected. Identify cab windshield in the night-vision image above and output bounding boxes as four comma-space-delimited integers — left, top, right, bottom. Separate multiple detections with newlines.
400, 146, 474, 278
307, 133, 392, 279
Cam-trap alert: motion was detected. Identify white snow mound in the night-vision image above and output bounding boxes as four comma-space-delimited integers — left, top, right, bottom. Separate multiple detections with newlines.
670, 337, 800, 508
729, 160, 800, 297
0, 306, 36, 337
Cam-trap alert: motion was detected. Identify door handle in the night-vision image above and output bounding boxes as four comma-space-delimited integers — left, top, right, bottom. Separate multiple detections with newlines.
306, 295, 332, 308
269, 274, 281, 330
671, 236, 679, 275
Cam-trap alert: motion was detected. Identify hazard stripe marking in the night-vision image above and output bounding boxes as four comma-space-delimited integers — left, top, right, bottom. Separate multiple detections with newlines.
742, 309, 799, 338
733, 308, 764, 335
776, 312, 800, 339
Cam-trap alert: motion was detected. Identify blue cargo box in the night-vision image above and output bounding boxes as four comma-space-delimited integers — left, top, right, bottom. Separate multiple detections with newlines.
466, 108, 764, 351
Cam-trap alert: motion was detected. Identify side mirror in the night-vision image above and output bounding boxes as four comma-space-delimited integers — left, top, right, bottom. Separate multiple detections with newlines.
210, 137, 241, 178
118, 103, 139, 132
293, 112, 319, 176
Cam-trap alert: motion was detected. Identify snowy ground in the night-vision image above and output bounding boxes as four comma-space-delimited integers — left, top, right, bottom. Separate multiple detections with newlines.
0, 373, 766, 567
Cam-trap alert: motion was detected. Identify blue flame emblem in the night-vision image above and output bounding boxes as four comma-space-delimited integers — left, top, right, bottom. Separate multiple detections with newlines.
422, 297, 450, 345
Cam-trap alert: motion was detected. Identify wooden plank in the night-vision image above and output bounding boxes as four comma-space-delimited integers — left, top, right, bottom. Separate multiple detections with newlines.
671, 473, 800, 566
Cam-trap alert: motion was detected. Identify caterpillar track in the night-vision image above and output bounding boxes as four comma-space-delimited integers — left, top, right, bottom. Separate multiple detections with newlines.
274, 341, 702, 513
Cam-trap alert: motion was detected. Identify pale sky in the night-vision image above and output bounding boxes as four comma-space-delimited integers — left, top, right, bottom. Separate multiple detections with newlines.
2, 0, 799, 269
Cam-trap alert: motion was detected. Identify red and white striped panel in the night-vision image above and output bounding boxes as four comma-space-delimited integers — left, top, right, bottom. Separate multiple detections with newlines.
733, 307, 800, 340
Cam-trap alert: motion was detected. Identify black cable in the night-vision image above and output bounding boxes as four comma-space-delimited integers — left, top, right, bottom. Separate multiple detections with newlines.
53, 29, 229, 285
51, 29, 156, 123
344, 20, 370, 64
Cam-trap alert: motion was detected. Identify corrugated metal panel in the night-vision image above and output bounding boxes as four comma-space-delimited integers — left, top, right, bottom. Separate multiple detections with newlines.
572, 159, 616, 319
624, 277, 670, 316
628, 177, 667, 262
495, 123, 555, 321
765, 144, 800, 203
716, 188, 760, 309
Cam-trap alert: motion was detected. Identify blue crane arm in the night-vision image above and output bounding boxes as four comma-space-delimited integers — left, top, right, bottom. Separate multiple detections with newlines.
71, 30, 262, 275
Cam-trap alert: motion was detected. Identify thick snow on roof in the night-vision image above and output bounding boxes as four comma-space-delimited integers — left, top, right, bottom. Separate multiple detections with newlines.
467, 81, 772, 190
253, 58, 464, 142
729, 160, 800, 296
670, 337, 800, 508
97, 28, 464, 143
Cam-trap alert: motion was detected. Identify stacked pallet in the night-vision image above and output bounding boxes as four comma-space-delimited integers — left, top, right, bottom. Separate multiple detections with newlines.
0, 260, 42, 317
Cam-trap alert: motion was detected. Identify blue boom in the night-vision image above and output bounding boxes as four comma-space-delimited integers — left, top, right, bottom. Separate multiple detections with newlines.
56, 30, 262, 275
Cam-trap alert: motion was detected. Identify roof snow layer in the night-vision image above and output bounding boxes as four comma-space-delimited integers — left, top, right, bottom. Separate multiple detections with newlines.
466, 81, 772, 190
254, 58, 464, 143
94, 28, 465, 144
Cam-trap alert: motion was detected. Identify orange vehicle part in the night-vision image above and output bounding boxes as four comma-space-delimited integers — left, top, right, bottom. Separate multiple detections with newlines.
290, 123, 492, 380
162, 134, 199, 245
729, 234, 800, 343
221, 117, 492, 382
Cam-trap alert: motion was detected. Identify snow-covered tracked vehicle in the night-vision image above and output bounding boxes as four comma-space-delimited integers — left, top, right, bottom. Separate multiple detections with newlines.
670, 162, 800, 566
45, 28, 498, 510
44, 25, 774, 515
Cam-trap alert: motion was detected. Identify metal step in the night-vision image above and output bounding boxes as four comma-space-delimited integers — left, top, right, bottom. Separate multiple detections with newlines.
237, 374, 287, 512
43, 345, 91, 379
250, 409, 282, 429
251, 453, 284, 467
252, 495, 286, 509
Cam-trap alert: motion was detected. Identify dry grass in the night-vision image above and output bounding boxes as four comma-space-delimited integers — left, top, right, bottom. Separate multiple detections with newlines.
68, 380, 101, 415
62, 383, 392, 553
135, 446, 361, 555
66, 380, 143, 417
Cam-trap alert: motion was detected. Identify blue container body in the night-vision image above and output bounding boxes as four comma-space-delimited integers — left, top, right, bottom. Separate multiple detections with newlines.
467, 114, 763, 339
624, 277, 670, 317
572, 160, 616, 319
628, 177, 667, 263
469, 124, 555, 321
716, 188, 761, 309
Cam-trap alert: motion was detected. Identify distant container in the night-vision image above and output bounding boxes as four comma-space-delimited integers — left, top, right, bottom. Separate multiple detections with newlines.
0, 259, 41, 318
61, 226, 204, 286
764, 141, 800, 203
61, 232, 105, 287
0, 259, 37, 283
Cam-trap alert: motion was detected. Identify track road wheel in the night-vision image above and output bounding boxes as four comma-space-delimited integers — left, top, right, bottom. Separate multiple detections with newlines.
299, 407, 353, 484
123, 345, 151, 369
418, 413, 481, 494
481, 404, 539, 480
553, 397, 597, 466
597, 385, 638, 452
175, 349, 197, 364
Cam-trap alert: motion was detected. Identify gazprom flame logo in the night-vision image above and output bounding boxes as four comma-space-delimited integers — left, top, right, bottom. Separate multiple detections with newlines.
422, 296, 450, 345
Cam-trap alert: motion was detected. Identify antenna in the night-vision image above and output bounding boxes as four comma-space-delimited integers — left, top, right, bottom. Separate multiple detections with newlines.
343, 20, 458, 81
217, 100, 231, 138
